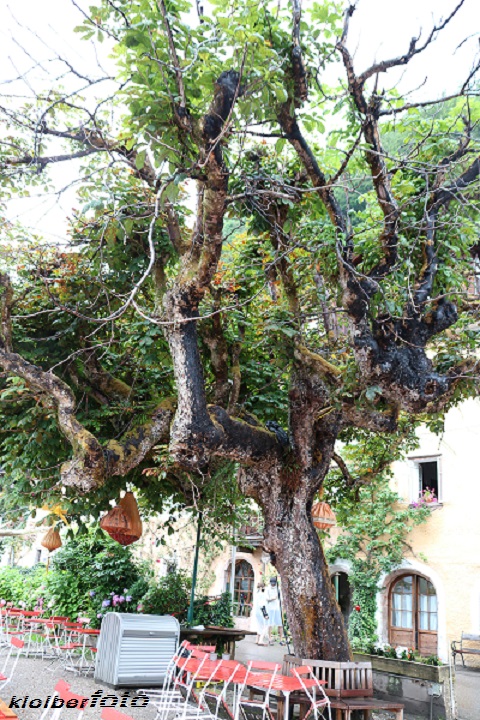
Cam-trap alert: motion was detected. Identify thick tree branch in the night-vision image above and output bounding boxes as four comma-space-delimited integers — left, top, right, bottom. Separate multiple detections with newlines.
331, 452, 354, 486
201, 296, 230, 405
165, 70, 244, 467
83, 353, 132, 402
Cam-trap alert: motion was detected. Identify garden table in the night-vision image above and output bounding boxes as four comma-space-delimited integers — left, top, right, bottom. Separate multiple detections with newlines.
177, 657, 324, 720
243, 672, 323, 720
180, 627, 256, 658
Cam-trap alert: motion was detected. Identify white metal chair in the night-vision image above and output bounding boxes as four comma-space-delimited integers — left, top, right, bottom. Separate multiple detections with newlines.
0, 636, 24, 690
157, 647, 213, 720
39, 679, 90, 720
291, 666, 331, 720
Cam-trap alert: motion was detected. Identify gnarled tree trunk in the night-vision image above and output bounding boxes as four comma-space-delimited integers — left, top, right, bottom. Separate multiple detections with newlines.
240, 435, 351, 660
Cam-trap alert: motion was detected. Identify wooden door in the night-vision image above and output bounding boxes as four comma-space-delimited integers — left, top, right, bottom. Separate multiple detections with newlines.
417, 576, 438, 655
389, 575, 438, 655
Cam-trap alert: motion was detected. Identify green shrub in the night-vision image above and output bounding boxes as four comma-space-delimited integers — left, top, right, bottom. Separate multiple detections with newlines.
0, 536, 234, 631
142, 569, 191, 618
193, 592, 234, 628
49, 530, 147, 626
0, 566, 47, 609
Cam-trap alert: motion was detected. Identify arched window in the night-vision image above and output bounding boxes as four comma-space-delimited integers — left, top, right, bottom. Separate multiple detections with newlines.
226, 560, 255, 617
389, 574, 437, 655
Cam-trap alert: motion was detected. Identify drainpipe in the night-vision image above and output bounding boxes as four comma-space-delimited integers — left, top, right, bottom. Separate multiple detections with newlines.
187, 511, 203, 626
230, 543, 236, 609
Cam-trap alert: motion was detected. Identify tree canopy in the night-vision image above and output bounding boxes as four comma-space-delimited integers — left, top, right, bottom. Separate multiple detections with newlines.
0, 0, 479, 658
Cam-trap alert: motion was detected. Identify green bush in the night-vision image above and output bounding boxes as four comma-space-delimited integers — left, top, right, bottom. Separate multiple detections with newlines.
142, 569, 191, 618
0, 537, 234, 630
0, 565, 47, 608
49, 530, 148, 626
193, 592, 234, 628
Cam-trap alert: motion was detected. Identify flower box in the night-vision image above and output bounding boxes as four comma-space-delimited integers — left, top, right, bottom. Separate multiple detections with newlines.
353, 653, 454, 720
353, 652, 450, 682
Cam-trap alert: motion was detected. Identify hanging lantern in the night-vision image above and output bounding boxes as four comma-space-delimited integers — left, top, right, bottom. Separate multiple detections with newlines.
100, 492, 142, 546
311, 501, 336, 530
41, 527, 62, 552
120, 492, 142, 539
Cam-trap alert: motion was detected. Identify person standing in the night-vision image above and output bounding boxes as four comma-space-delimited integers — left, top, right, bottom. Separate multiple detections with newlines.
266, 576, 284, 644
253, 582, 269, 645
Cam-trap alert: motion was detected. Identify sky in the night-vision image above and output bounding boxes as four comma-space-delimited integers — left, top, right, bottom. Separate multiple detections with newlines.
0, 0, 479, 241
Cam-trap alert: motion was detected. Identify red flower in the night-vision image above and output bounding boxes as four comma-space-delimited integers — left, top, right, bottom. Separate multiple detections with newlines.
354, 605, 361, 612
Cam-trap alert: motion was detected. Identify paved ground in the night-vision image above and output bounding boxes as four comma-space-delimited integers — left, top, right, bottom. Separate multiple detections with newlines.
1, 640, 478, 719
454, 666, 480, 720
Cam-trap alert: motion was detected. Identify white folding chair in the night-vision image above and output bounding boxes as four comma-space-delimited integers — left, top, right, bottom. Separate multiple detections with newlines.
39, 679, 90, 720
291, 666, 331, 720
138, 640, 194, 718
0, 636, 24, 690
198, 660, 243, 720
155, 647, 212, 720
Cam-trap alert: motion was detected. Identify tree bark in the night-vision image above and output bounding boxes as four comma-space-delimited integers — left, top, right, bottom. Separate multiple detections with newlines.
240, 463, 351, 660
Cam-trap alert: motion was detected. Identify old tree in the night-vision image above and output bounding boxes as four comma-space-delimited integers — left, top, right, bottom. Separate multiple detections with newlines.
0, 0, 479, 658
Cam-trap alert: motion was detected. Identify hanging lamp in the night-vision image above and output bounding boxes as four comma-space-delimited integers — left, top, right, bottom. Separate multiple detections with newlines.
100, 491, 143, 546
40, 527, 62, 552
311, 489, 336, 530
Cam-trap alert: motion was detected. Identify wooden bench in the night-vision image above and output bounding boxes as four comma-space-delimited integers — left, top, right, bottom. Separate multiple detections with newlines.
451, 632, 480, 667
280, 656, 404, 720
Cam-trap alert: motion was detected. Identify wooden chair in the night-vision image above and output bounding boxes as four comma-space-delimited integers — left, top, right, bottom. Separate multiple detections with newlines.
281, 656, 403, 720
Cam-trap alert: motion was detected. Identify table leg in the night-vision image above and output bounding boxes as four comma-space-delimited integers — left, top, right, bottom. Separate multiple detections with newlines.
283, 691, 290, 720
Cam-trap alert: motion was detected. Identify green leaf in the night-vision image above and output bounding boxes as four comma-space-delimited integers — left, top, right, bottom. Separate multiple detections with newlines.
274, 86, 288, 103
135, 150, 147, 170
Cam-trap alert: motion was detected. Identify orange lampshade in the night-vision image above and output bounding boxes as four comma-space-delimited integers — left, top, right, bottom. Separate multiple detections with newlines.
100, 492, 142, 546
41, 528, 62, 552
311, 501, 336, 530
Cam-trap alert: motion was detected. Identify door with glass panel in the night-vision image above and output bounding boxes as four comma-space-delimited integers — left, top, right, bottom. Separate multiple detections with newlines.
389, 574, 438, 655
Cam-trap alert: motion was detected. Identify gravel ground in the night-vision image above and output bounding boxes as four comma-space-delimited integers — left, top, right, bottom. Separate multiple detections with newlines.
1, 654, 157, 719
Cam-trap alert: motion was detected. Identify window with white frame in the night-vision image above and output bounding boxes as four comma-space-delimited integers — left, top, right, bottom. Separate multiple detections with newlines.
409, 456, 442, 504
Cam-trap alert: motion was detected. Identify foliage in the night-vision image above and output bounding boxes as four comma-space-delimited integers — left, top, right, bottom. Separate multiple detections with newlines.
0, 565, 47, 608
0, 0, 477, 529
142, 569, 191, 618
193, 592, 234, 629
47, 530, 148, 627
364, 644, 443, 666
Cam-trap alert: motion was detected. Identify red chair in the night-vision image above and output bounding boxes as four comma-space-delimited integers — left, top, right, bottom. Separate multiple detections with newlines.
0, 637, 24, 690
102, 709, 134, 720
40, 679, 90, 719
291, 666, 331, 720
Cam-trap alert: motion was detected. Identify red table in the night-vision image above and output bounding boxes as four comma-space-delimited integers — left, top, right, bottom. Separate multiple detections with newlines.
177, 657, 325, 720
244, 673, 322, 720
